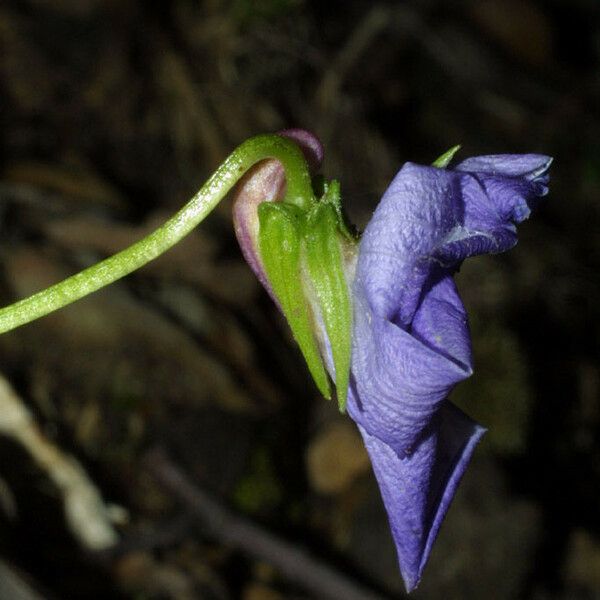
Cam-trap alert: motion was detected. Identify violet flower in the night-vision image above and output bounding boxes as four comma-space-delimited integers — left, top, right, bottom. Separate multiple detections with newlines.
349, 153, 551, 590
233, 131, 552, 592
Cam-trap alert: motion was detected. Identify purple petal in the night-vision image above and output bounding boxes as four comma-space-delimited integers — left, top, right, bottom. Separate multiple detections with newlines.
348, 273, 472, 456
357, 163, 461, 326
455, 154, 552, 228
357, 156, 551, 327
357, 403, 486, 592
455, 153, 552, 180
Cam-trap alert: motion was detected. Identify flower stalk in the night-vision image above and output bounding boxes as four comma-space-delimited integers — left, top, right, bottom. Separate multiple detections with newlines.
0, 134, 314, 335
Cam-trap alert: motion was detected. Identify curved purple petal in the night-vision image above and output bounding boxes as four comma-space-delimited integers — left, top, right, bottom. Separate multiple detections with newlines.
348, 273, 472, 456
357, 156, 551, 328
356, 164, 460, 326
357, 403, 486, 592
455, 153, 552, 180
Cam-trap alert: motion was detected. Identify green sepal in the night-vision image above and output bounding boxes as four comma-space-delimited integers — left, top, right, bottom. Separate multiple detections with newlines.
432, 145, 461, 168
320, 179, 356, 241
303, 202, 352, 411
258, 202, 331, 400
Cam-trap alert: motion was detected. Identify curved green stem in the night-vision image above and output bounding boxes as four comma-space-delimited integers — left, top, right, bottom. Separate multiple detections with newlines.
0, 134, 314, 334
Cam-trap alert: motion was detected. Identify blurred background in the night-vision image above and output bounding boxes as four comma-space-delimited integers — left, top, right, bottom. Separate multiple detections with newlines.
0, 1, 599, 598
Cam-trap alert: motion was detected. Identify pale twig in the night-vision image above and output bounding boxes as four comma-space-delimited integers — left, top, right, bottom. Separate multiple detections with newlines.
0, 560, 46, 600
145, 447, 388, 600
0, 374, 119, 550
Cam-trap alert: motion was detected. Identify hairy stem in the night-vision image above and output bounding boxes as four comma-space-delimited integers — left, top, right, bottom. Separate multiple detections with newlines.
0, 134, 314, 334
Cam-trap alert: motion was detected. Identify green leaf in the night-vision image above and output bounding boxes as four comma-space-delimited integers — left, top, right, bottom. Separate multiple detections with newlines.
258, 202, 331, 399
432, 145, 461, 168
304, 203, 352, 411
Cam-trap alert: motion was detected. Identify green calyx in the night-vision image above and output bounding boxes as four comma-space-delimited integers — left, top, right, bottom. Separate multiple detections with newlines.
432, 145, 461, 168
258, 179, 355, 411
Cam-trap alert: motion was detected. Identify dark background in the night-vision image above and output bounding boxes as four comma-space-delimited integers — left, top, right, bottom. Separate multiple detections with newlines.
0, 1, 599, 598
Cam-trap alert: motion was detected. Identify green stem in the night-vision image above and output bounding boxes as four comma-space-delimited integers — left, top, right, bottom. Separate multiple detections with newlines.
0, 134, 314, 334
